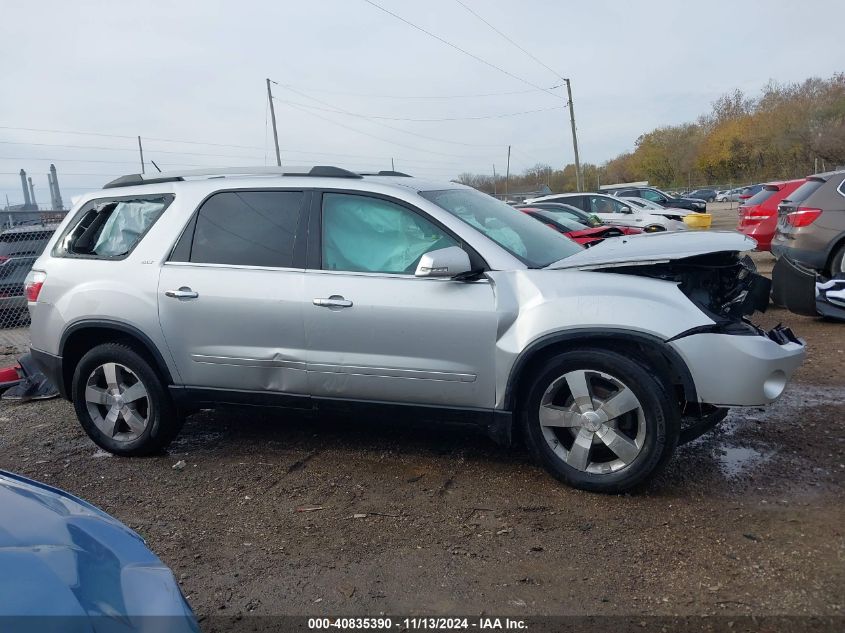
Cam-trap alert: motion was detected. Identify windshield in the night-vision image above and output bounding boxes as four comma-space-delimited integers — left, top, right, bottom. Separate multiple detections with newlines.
420, 189, 583, 267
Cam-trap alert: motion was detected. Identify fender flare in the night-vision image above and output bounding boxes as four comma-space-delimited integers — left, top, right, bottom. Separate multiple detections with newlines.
60, 318, 175, 385
502, 328, 697, 411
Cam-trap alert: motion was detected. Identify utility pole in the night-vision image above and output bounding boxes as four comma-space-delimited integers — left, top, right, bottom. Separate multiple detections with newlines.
492, 164, 497, 196
266, 78, 282, 167
505, 145, 511, 198
391, 157, 395, 171
565, 79, 582, 192
137, 136, 145, 174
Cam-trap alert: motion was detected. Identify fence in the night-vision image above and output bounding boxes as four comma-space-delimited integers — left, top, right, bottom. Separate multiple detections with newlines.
0, 215, 66, 362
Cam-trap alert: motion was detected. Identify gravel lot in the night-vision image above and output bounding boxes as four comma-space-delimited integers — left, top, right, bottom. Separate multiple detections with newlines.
0, 203, 842, 624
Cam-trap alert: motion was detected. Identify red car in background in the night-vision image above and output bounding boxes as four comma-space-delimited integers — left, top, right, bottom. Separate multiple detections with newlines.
737, 179, 805, 251
519, 207, 642, 247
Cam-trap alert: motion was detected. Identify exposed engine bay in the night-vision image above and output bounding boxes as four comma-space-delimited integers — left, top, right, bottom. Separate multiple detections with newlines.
603, 251, 771, 323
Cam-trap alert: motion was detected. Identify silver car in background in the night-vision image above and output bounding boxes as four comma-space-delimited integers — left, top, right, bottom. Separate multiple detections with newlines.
26, 167, 804, 493
524, 192, 688, 232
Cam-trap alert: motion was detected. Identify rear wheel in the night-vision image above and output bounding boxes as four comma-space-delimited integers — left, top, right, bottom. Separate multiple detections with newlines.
72, 343, 183, 456
521, 349, 680, 493
829, 243, 845, 276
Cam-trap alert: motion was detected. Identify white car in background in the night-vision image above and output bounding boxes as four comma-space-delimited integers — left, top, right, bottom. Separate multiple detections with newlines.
523, 192, 689, 232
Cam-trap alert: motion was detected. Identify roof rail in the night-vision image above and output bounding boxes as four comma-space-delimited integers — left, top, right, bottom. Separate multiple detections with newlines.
102, 165, 363, 189
358, 170, 412, 177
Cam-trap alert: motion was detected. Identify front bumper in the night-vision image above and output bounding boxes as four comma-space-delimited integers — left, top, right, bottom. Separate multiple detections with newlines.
669, 328, 805, 407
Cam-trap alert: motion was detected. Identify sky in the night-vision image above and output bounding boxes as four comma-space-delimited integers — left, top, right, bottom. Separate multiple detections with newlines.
1, 0, 842, 206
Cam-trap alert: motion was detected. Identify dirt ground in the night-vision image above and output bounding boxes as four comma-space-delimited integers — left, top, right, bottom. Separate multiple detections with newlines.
0, 203, 843, 623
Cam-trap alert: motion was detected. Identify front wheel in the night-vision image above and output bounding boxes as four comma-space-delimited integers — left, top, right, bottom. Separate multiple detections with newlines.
72, 343, 184, 456
521, 349, 680, 493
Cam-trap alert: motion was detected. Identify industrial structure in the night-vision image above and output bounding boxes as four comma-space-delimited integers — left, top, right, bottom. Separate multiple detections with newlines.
3, 164, 66, 226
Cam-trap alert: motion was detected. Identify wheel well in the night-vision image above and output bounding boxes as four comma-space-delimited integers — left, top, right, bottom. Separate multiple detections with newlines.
506, 335, 694, 413
824, 235, 845, 275
61, 326, 173, 398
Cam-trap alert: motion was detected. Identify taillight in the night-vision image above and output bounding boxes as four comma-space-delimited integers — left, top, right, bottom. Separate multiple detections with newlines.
785, 207, 822, 227
24, 270, 46, 302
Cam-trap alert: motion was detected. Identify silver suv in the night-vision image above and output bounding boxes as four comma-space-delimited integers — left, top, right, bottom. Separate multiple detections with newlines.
26, 167, 805, 493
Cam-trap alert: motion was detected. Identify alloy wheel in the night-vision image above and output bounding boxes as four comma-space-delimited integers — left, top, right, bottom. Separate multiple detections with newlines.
84, 362, 150, 442
538, 369, 646, 474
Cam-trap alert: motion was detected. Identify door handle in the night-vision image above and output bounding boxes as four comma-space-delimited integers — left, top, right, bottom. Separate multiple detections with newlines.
165, 287, 199, 299
313, 295, 353, 308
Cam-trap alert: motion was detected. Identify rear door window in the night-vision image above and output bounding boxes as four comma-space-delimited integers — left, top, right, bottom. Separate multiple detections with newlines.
187, 191, 305, 267
55, 195, 173, 259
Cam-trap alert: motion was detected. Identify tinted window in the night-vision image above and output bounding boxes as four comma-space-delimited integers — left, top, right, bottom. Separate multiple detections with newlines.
420, 189, 582, 267
55, 195, 173, 259
640, 189, 666, 203
555, 195, 585, 210
786, 179, 824, 205
744, 188, 777, 206
190, 191, 303, 267
322, 193, 458, 274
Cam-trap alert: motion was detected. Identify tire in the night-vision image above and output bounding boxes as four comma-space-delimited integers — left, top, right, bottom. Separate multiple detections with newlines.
521, 349, 680, 493
72, 342, 183, 456
829, 243, 845, 276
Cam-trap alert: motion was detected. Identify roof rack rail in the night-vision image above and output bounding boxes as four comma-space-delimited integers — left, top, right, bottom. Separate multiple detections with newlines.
358, 170, 412, 177
102, 165, 363, 189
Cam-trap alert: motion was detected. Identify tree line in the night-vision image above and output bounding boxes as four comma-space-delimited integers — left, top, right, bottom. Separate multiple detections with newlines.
457, 73, 845, 194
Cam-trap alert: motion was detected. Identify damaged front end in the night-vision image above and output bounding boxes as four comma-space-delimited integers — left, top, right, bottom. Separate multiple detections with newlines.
605, 251, 774, 330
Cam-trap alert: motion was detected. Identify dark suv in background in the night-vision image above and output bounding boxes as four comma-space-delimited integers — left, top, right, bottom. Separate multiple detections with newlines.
607, 186, 708, 212
771, 170, 845, 276
0, 223, 58, 325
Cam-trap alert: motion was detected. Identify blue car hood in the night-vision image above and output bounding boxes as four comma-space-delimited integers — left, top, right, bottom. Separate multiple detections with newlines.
0, 470, 197, 632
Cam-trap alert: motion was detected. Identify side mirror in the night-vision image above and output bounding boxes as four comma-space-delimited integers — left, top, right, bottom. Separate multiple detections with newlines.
415, 246, 471, 278
620, 206, 632, 214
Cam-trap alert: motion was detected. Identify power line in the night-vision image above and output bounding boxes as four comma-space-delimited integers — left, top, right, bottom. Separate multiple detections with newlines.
273, 98, 565, 122
0, 126, 467, 165
360, 0, 559, 98
275, 84, 561, 100
0, 125, 264, 151
453, 0, 566, 82
276, 83, 503, 149
449, 0, 582, 189
280, 101, 478, 158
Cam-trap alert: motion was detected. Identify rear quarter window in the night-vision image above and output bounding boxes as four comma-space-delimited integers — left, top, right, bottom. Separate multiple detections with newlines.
53, 194, 173, 259
786, 180, 825, 205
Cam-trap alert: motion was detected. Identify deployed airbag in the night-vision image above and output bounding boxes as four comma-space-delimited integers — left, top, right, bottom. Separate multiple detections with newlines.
93, 200, 166, 257
322, 193, 456, 273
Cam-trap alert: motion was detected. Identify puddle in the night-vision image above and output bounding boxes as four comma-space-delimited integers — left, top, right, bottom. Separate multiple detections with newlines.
713, 446, 771, 478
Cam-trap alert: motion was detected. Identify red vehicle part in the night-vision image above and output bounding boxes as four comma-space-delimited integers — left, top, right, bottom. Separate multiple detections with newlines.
737, 179, 805, 251
519, 208, 641, 247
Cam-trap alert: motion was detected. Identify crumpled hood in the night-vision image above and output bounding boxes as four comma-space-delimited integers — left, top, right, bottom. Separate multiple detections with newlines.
546, 230, 755, 270
0, 470, 197, 630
